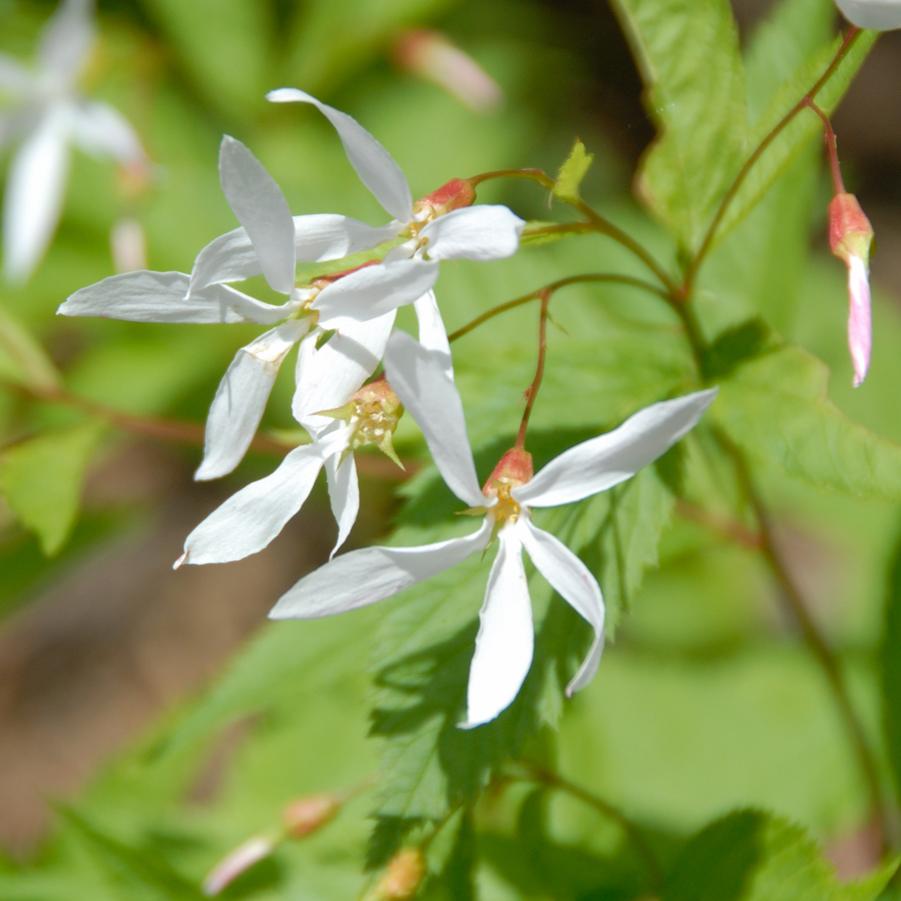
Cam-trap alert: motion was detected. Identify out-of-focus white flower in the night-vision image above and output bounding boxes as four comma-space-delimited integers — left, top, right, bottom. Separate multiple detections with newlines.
266, 88, 525, 371
269, 332, 717, 728
834, 0, 901, 29
829, 192, 874, 387
203, 835, 275, 896
175, 379, 404, 566
59, 136, 436, 481
0, 0, 147, 282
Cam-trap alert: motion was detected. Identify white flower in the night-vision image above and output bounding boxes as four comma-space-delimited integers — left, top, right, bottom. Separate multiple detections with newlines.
266, 88, 526, 372
834, 0, 901, 29
269, 332, 717, 728
175, 380, 404, 566
58, 136, 437, 480
0, 0, 146, 283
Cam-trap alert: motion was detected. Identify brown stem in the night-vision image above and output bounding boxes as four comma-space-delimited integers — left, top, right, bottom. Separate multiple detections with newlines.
514, 291, 550, 450
683, 26, 862, 295
804, 98, 846, 195
675, 499, 761, 550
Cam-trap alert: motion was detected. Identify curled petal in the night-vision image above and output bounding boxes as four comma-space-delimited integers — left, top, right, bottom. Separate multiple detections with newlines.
520, 520, 604, 696
196, 320, 308, 481
58, 270, 290, 324
413, 290, 453, 379
847, 255, 872, 388
420, 206, 525, 261
203, 836, 275, 897
325, 451, 359, 558
266, 87, 413, 222
219, 136, 296, 295
834, 0, 901, 29
69, 100, 144, 163
269, 519, 492, 620
383, 331, 484, 507
460, 523, 533, 728
38, 0, 94, 82
3, 107, 70, 283
515, 389, 718, 508
190, 215, 397, 293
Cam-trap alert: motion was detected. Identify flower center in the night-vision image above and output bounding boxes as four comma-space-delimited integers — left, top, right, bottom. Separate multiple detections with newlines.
481, 447, 533, 527
349, 395, 399, 450
487, 480, 522, 526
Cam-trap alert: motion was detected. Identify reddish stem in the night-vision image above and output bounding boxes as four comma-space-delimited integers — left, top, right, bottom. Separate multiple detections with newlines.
804, 98, 846, 195
514, 291, 551, 450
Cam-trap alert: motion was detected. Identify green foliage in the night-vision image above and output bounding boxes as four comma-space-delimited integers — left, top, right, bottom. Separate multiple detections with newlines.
553, 139, 594, 204
0, 421, 102, 554
664, 810, 897, 901
882, 525, 901, 805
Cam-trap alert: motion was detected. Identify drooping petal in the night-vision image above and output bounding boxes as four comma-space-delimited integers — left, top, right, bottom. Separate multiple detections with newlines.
69, 100, 144, 163
195, 319, 308, 481
293, 310, 395, 424
266, 87, 413, 222
3, 107, 71, 283
419, 205, 525, 261
847, 255, 872, 388
269, 518, 493, 619
413, 290, 453, 379
325, 450, 359, 558
834, 0, 901, 30
520, 520, 604, 696
313, 259, 438, 323
38, 0, 94, 83
177, 442, 329, 566
190, 215, 398, 293
383, 331, 484, 507
218, 135, 296, 295
515, 389, 718, 508
460, 523, 533, 729
57, 270, 290, 324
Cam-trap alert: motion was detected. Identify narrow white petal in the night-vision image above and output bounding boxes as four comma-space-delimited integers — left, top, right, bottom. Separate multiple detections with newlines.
460, 524, 533, 729
835, 0, 901, 29
0, 54, 32, 94
57, 270, 290, 324
69, 100, 144, 163
520, 521, 604, 696
269, 518, 492, 619
190, 215, 398, 293
196, 320, 308, 481
219, 136, 296, 294
420, 206, 525, 262
179, 443, 326, 566
266, 87, 413, 222
383, 331, 484, 507
3, 108, 70, 283
293, 311, 395, 424
516, 389, 718, 508
414, 290, 453, 379
325, 451, 359, 557
38, 0, 94, 82
313, 259, 438, 322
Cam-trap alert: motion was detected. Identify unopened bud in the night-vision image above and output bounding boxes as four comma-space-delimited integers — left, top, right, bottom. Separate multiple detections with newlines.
829, 193, 873, 266
203, 835, 275, 896
414, 178, 477, 220
282, 793, 340, 839
373, 848, 426, 900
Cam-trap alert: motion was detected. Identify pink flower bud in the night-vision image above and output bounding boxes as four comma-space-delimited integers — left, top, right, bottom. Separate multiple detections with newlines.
281, 793, 340, 839
828, 193, 874, 387
414, 178, 477, 220
372, 848, 426, 900
482, 447, 534, 496
203, 835, 275, 896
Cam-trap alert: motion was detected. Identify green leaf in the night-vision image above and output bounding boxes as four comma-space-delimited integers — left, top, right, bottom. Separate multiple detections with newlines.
0, 306, 59, 391
553, 139, 594, 204
611, 0, 748, 252
664, 809, 898, 901
881, 523, 901, 805
0, 421, 102, 554
714, 342, 901, 501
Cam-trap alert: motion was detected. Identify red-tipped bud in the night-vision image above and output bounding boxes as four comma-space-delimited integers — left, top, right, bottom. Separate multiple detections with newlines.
414, 178, 477, 219
482, 447, 534, 497
829, 193, 873, 266
282, 793, 340, 839
372, 848, 426, 900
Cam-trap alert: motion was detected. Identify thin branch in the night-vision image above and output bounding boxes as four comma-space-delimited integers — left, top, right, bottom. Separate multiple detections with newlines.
514, 291, 550, 450
804, 98, 846, 195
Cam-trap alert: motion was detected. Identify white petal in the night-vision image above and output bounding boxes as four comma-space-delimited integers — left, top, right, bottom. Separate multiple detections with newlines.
520, 521, 604, 696
0, 54, 32, 94
69, 100, 144, 163
178, 443, 326, 566
293, 311, 395, 424
57, 270, 290, 324
420, 206, 525, 262
269, 518, 492, 619
195, 320, 308, 481
414, 290, 453, 379
313, 259, 438, 323
3, 107, 70, 283
218, 136, 296, 295
266, 87, 413, 222
325, 450, 359, 557
38, 0, 94, 82
383, 331, 484, 507
516, 389, 718, 508
460, 524, 533, 729
834, 0, 901, 29
190, 215, 397, 293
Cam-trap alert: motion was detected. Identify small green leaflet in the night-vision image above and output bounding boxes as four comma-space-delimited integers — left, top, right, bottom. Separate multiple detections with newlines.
553, 139, 594, 204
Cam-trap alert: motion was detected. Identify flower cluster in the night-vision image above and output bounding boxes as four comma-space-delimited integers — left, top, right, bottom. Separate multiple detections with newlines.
59, 88, 715, 726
